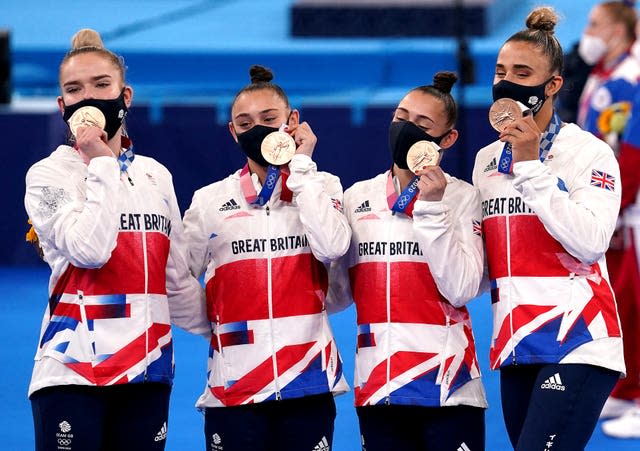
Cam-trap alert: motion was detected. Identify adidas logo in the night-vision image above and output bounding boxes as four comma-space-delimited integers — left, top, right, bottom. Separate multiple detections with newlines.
354, 200, 371, 213
219, 199, 240, 211
457, 442, 471, 451
541, 373, 566, 391
313, 436, 330, 450
154, 422, 167, 442
484, 157, 497, 172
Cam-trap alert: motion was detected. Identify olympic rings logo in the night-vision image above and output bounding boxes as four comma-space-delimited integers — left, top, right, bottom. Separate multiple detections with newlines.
266, 172, 278, 189
58, 438, 71, 446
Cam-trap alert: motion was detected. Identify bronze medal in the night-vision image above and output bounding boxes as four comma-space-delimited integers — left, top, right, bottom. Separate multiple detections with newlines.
68, 106, 106, 137
261, 131, 296, 165
406, 141, 440, 174
489, 98, 529, 132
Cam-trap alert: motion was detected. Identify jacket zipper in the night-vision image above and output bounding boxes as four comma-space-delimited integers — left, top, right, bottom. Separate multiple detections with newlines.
265, 205, 281, 400
142, 224, 150, 380
385, 213, 393, 405
505, 197, 516, 365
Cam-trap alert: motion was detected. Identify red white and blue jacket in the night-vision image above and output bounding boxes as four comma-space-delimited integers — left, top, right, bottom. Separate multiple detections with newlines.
25, 145, 208, 397
183, 154, 351, 408
327, 170, 487, 408
577, 52, 640, 141
472, 123, 625, 373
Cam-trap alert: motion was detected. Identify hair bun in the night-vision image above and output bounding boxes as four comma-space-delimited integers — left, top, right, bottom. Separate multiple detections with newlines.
250, 65, 274, 84
526, 7, 558, 33
432, 71, 458, 94
70, 28, 104, 50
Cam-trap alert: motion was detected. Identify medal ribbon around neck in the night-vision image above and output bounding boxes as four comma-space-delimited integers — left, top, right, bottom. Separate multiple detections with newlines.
498, 111, 562, 174
387, 171, 419, 217
240, 164, 293, 206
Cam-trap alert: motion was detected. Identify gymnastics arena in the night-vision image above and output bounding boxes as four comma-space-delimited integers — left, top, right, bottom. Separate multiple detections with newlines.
1, 0, 638, 449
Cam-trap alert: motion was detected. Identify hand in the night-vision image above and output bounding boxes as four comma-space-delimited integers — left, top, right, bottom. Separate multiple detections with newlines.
499, 114, 541, 164
75, 126, 113, 160
415, 165, 447, 201
288, 122, 317, 158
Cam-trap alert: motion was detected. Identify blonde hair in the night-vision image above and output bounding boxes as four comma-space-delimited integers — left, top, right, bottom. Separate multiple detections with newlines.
59, 28, 126, 83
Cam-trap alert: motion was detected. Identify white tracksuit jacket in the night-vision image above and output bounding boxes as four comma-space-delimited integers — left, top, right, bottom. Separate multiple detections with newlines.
183, 154, 351, 408
327, 170, 488, 408
24, 144, 208, 397
472, 123, 625, 374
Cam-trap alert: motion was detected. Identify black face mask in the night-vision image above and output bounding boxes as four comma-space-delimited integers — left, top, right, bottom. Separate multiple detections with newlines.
235, 125, 280, 167
62, 89, 128, 140
388, 121, 447, 170
492, 77, 554, 115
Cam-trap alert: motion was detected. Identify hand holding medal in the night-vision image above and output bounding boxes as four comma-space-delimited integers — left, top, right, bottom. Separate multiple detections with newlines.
490, 98, 540, 171
67, 106, 113, 159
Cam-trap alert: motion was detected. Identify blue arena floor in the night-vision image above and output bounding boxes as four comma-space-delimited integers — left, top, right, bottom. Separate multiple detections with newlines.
1, 266, 638, 450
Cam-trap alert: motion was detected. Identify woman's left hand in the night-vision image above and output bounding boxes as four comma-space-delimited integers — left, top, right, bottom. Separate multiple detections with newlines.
416, 165, 447, 201
288, 122, 317, 158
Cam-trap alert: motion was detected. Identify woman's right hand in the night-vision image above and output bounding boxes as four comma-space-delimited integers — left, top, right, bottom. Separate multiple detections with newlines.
75, 126, 114, 160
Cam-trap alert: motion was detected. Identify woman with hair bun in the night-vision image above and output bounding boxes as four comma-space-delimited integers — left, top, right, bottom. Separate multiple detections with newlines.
183, 64, 350, 451
473, 7, 624, 449
24, 29, 207, 450
328, 72, 487, 450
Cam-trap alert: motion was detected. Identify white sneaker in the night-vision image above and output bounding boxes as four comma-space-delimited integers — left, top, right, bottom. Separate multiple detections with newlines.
599, 396, 636, 419
602, 405, 640, 439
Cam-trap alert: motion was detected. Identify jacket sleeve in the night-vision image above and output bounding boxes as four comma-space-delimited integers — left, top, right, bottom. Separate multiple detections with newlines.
24, 155, 123, 268
326, 255, 355, 314
161, 170, 210, 337
512, 147, 621, 264
182, 190, 211, 280
412, 184, 484, 307
286, 154, 351, 263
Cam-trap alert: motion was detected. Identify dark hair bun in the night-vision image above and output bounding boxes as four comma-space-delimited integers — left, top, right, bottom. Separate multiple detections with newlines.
526, 7, 558, 33
433, 71, 458, 94
250, 65, 274, 84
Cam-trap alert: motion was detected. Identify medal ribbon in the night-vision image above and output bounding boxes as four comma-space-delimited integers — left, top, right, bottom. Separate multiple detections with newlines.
118, 146, 135, 173
498, 111, 562, 174
387, 171, 419, 217
240, 164, 293, 206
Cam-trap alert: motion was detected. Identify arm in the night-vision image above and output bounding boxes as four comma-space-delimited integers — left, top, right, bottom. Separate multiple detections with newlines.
25, 155, 123, 268
286, 154, 351, 263
182, 190, 211, 280
162, 171, 209, 336
512, 148, 621, 264
326, 255, 355, 314
413, 184, 484, 307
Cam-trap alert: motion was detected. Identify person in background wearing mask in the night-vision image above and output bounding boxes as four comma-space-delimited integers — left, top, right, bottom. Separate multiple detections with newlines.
24, 29, 208, 451
577, 0, 639, 147
326, 71, 487, 451
597, 14, 640, 439
578, 1, 640, 431
473, 6, 625, 450
182, 65, 350, 451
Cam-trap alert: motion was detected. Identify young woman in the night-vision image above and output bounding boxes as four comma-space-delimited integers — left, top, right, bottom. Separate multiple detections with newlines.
328, 72, 487, 451
472, 7, 625, 450
182, 65, 350, 451
24, 29, 207, 450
